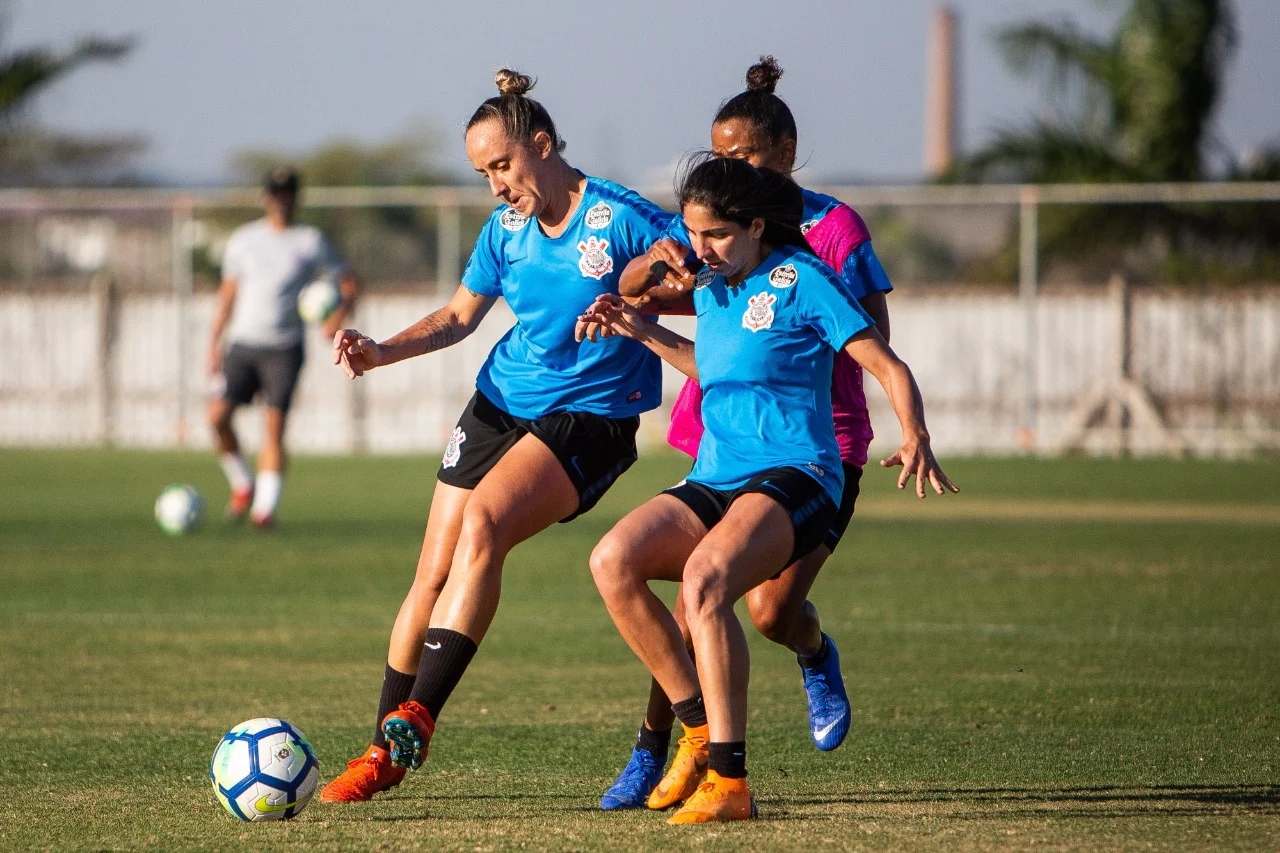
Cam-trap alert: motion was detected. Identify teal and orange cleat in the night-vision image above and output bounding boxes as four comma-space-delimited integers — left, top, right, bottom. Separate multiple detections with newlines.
381, 701, 436, 770
318, 744, 405, 803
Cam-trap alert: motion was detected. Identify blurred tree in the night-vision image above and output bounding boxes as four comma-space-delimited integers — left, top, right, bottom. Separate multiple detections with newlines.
0, 17, 141, 186
951, 0, 1280, 283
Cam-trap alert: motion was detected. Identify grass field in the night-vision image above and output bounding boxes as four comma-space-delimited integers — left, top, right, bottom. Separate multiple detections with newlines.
1, 449, 1278, 851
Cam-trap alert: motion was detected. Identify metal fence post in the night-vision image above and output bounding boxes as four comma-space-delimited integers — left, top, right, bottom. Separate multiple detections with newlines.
1019, 186, 1039, 451
171, 195, 195, 447
436, 192, 461, 292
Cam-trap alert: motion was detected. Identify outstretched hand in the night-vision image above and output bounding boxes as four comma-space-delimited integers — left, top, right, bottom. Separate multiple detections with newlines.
880, 436, 959, 498
332, 328, 383, 379
575, 293, 648, 343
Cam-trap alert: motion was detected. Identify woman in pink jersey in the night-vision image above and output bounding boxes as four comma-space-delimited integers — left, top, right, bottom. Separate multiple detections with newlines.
597, 57, 896, 811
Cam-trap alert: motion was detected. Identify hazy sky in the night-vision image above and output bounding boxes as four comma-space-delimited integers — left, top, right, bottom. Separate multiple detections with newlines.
12, 1, 1279, 186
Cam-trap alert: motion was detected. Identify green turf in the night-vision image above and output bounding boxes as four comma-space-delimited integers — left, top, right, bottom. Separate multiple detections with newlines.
1, 450, 1277, 851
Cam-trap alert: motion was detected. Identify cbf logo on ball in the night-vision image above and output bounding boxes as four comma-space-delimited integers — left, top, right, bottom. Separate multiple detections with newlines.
577, 236, 613, 280
742, 292, 777, 332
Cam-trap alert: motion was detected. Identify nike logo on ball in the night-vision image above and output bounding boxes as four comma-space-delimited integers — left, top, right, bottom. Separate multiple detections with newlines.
254, 795, 300, 813
814, 714, 846, 741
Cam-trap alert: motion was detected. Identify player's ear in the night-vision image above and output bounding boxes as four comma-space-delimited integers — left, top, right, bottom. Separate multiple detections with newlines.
530, 130, 554, 159
778, 137, 797, 172
749, 217, 766, 239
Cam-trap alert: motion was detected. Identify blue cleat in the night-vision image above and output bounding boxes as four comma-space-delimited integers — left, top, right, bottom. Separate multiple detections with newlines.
801, 633, 851, 752
600, 747, 664, 810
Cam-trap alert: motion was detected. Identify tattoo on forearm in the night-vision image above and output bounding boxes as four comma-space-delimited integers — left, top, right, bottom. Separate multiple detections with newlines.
416, 309, 461, 355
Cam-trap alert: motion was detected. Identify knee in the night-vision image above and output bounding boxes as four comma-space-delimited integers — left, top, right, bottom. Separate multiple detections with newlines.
456, 505, 505, 568
208, 402, 232, 432
589, 534, 638, 603
680, 554, 733, 624
747, 595, 791, 644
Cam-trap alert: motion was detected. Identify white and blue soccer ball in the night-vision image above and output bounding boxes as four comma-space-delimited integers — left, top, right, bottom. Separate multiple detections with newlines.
297, 278, 342, 324
154, 484, 203, 536
210, 718, 320, 822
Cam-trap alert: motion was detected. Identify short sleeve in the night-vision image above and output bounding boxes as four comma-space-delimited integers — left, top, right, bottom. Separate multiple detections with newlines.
840, 242, 893, 301
315, 233, 347, 278
611, 190, 676, 263
795, 264, 874, 352
460, 214, 505, 297
221, 231, 245, 281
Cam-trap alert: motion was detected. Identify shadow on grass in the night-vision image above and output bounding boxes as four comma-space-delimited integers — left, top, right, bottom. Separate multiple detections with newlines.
765, 784, 1280, 821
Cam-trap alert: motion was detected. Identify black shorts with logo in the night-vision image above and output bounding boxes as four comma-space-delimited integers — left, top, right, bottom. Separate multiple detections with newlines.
664, 465, 841, 566
220, 342, 305, 412
437, 390, 640, 523
824, 462, 863, 553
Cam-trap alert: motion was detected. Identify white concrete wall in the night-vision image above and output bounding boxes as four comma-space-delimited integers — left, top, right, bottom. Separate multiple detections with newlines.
2, 288, 1277, 457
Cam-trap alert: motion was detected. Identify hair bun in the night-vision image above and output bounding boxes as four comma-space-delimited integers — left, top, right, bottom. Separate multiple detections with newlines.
495, 68, 535, 96
745, 56, 783, 94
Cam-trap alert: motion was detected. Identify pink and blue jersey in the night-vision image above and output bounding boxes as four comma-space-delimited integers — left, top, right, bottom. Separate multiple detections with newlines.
667, 188, 893, 467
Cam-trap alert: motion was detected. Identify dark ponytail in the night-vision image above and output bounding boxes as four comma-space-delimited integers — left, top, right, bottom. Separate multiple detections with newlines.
713, 56, 797, 151
677, 155, 810, 251
466, 68, 566, 153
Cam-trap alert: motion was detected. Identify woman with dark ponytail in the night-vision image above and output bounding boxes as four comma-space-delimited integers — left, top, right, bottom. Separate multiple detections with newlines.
320, 69, 673, 803
589, 56, 902, 815
580, 155, 955, 823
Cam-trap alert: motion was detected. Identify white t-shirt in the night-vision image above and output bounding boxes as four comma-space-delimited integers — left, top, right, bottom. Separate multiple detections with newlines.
222, 218, 345, 347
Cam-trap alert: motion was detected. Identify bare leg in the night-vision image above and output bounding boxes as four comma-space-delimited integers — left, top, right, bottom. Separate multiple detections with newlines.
386, 481, 471, 672
590, 495, 707, 706
428, 433, 579, 642
744, 546, 830, 659
642, 593, 690, 730
681, 493, 795, 743
258, 406, 287, 473
208, 397, 239, 455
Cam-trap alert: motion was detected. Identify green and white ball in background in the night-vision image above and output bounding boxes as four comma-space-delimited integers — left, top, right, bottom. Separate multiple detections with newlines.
154, 484, 203, 535
297, 278, 342, 324
210, 718, 320, 822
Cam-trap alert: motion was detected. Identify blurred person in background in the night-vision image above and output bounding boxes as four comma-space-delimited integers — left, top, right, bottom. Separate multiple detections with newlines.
206, 167, 358, 528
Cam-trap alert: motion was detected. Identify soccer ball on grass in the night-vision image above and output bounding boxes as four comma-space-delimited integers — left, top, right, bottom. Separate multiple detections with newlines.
154, 484, 202, 535
210, 718, 319, 822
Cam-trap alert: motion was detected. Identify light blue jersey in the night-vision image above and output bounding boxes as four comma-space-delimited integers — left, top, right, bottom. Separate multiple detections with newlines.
462, 176, 670, 419
687, 243, 875, 504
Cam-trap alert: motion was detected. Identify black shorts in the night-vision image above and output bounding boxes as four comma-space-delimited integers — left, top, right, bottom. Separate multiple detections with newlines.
823, 462, 863, 553
437, 390, 639, 522
220, 342, 305, 412
664, 465, 841, 566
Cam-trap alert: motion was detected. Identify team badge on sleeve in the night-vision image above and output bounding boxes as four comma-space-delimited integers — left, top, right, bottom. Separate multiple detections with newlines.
442, 426, 466, 468
800, 219, 819, 235
768, 264, 798, 288
499, 208, 529, 232
577, 235, 614, 279
585, 201, 613, 229
694, 265, 716, 289
742, 291, 777, 332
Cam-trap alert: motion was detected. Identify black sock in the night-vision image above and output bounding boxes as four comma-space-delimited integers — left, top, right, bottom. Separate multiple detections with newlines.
707, 741, 747, 779
800, 634, 830, 668
671, 694, 708, 729
407, 628, 478, 720
372, 665, 416, 748
636, 724, 672, 758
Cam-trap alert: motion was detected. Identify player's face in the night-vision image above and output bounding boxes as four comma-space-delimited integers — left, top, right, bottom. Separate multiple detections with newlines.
682, 202, 766, 284
466, 119, 553, 219
711, 118, 795, 174
264, 189, 297, 223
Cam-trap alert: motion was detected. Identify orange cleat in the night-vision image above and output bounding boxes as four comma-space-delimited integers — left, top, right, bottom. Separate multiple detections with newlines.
250, 511, 275, 530
224, 488, 253, 522
647, 723, 708, 810
381, 700, 436, 770
318, 744, 406, 803
666, 769, 757, 824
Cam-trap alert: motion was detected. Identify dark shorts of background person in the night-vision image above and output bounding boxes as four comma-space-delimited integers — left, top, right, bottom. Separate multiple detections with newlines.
664, 465, 841, 567
220, 342, 305, 412
437, 389, 640, 523
823, 462, 863, 553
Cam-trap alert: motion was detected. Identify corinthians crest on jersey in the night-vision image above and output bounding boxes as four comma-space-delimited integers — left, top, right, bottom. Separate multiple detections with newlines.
577, 235, 614, 280
742, 291, 777, 332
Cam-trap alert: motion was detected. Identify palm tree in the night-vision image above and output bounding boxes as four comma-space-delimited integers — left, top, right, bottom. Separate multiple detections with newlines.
952, 0, 1279, 283
0, 23, 138, 186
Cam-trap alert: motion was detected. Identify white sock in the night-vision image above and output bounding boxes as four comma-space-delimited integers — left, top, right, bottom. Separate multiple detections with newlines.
219, 453, 253, 493
251, 470, 282, 518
